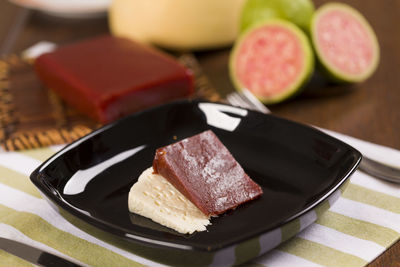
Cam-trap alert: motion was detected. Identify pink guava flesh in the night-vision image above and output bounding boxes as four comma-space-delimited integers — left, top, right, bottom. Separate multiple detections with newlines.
235, 25, 305, 98
316, 10, 374, 76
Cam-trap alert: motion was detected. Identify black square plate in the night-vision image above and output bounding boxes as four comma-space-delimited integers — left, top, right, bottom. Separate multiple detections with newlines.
30, 100, 361, 254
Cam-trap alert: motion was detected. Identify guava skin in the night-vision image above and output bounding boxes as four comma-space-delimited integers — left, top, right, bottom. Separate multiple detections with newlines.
240, 0, 315, 33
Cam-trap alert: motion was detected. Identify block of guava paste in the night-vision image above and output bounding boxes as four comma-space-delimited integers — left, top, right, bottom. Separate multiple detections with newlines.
153, 130, 263, 216
34, 35, 194, 123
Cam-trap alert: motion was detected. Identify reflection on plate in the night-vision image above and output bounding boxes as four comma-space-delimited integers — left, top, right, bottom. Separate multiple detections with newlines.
9, 0, 111, 18
30, 100, 361, 264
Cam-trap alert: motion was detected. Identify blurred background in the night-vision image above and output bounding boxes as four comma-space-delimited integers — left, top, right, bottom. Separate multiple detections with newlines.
0, 0, 399, 265
1, 0, 398, 150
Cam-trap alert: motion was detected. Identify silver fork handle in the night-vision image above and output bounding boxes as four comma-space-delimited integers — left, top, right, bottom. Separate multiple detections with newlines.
359, 157, 400, 183
226, 90, 400, 184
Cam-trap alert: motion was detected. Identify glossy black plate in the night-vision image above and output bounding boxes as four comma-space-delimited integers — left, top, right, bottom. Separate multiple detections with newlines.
30, 100, 361, 253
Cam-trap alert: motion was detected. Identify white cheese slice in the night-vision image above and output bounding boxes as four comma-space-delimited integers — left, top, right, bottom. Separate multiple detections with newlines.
128, 167, 210, 234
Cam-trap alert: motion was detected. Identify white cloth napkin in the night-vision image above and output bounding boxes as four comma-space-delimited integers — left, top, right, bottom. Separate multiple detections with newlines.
0, 131, 399, 267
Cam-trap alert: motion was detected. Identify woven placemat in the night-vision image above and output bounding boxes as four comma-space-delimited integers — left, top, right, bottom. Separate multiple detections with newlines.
0, 53, 221, 151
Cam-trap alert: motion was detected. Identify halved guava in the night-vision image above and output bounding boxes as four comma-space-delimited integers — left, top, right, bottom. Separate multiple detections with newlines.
310, 3, 380, 83
230, 19, 314, 104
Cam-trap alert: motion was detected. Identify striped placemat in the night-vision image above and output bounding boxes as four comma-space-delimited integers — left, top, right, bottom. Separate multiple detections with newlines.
0, 132, 399, 266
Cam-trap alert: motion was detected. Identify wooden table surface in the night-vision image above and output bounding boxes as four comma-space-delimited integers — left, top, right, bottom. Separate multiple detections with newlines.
1, 0, 398, 266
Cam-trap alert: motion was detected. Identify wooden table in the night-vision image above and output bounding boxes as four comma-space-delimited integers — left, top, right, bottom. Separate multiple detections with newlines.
1, 0, 399, 266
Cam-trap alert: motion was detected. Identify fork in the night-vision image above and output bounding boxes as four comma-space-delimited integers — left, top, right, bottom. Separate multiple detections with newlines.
226, 88, 400, 184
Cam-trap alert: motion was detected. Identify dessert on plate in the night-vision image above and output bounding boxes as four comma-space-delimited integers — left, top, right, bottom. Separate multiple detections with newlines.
128, 130, 263, 234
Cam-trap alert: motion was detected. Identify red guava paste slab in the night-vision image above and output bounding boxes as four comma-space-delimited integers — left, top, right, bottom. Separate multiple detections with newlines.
235, 25, 304, 98
153, 130, 263, 216
34, 35, 194, 124
316, 9, 374, 76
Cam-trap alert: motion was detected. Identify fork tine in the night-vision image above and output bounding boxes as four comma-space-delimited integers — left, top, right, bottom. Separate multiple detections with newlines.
227, 93, 252, 110
235, 93, 256, 110
226, 93, 240, 106
241, 88, 271, 114
226, 91, 270, 114
227, 93, 251, 110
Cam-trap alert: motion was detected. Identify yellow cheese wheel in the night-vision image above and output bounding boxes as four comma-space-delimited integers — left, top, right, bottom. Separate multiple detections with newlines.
109, 0, 246, 51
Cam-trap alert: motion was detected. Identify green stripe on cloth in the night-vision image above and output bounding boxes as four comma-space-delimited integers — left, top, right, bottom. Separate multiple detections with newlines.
339, 178, 351, 194
235, 236, 261, 266
0, 166, 41, 198
19, 148, 55, 162
314, 199, 331, 218
343, 184, 400, 214
317, 211, 399, 247
58, 209, 214, 267
0, 249, 35, 267
278, 237, 367, 267
0, 205, 144, 267
281, 219, 300, 243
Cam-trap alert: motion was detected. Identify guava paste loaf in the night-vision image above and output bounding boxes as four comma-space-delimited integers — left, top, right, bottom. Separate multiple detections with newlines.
153, 130, 263, 216
34, 35, 194, 123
